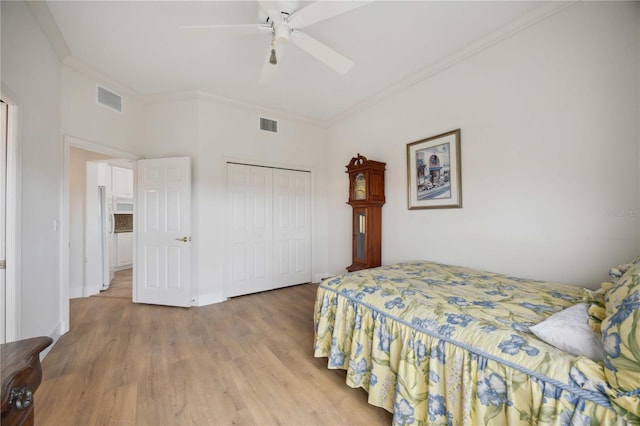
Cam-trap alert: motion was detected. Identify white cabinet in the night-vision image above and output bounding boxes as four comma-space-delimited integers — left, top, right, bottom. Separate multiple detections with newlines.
112, 166, 133, 199
109, 234, 116, 269
115, 232, 134, 267
97, 163, 111, 188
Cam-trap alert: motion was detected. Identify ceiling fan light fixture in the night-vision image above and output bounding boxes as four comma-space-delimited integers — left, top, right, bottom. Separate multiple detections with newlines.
269, 48, 277, 65
274, 24, 290, 42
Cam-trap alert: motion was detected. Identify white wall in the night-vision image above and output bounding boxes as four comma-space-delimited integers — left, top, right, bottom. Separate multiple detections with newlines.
61, 64, 144, 153
1, 1, 63, 338
141, 96, 328, 304
326, 1, 640, 288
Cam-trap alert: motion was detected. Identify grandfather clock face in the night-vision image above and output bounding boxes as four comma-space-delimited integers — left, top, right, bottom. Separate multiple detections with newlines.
354, 173, 366, 200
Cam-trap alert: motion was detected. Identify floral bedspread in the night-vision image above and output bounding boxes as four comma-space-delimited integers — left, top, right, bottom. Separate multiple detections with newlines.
314, 261, 626, 425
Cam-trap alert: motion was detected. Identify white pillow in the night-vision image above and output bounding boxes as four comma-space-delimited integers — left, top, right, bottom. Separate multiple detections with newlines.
529, 303, 604, 362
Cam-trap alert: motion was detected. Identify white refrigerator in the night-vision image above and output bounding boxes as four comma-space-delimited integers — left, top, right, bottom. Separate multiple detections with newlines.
98, 186, 114, 290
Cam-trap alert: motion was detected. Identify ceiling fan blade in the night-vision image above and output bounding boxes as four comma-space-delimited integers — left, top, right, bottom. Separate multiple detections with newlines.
179, 24, 272, 35
290, 30, 353, 74
257, 0, 283, 24
259, 43, 285, 85
288, 1, 373, 29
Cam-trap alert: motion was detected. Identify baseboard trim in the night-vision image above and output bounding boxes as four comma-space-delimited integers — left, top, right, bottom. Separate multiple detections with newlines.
69, 286, 84, 299
83, 285, 101, 297
42, 322, 64, 359
111, 265, 132, 272
70, 284, 104, 298
314, 273, 332, 283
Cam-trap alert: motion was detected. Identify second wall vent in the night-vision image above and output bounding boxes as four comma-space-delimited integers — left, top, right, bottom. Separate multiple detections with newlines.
97, 86, 123, 113
259, 117, 278, 133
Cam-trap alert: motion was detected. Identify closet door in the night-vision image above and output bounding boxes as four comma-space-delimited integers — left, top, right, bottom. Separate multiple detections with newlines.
273, 169, 312, 288
227, 164, 273, 297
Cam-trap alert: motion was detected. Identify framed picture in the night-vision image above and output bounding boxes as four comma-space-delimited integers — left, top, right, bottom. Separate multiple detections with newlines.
407, 129, 462, 209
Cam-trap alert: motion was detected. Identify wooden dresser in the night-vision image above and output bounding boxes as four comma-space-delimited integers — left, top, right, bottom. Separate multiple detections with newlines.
1, 337, 53, 426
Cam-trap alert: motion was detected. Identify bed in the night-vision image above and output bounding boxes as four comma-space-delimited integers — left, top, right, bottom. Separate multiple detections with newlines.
314, 260, 640, 425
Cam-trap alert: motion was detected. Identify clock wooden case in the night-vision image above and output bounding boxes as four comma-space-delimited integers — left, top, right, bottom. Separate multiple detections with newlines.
345, 154, 386, 272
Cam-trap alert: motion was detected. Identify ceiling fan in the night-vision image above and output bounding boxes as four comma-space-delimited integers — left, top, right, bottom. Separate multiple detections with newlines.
180, 1, 371, 81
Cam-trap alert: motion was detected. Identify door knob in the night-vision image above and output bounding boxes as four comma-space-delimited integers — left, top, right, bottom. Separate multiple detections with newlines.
175, 236, 191, 242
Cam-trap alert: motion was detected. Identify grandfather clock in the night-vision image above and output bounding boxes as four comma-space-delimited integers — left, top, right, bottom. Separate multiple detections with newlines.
346, 154, 386, 272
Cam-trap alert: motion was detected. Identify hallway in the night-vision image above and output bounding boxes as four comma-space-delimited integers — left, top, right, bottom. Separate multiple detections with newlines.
94, 268, 132, 299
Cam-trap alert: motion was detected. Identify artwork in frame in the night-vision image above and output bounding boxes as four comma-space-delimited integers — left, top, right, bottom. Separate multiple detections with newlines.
407, 129, 462, 209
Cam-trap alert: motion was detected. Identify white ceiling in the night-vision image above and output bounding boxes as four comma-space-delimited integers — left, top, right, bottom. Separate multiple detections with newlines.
44, 1, 561, 124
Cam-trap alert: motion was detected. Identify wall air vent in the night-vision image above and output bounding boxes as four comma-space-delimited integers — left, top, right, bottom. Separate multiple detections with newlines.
259, 117, 278, 133
97, 86, 123, 113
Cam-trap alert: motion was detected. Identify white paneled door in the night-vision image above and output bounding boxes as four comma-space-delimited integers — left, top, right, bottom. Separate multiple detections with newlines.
226, 163, 311, 298
227, 164, 273, 297
273, 168, 312, 288
136, 157, 191, 307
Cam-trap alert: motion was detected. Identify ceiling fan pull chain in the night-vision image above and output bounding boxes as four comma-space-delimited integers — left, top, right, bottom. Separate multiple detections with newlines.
269, 32, 277, 65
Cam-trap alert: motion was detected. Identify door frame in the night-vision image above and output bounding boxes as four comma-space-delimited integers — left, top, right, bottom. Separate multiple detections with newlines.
61, 135, 138, 333
1, 93, 19, 343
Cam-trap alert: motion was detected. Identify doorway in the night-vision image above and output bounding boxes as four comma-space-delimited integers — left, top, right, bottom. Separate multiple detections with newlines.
62, 135, 138, 332
75, 154, 135, 298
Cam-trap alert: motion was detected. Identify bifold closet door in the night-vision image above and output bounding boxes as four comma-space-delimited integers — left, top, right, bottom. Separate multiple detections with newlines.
227, 164, 274, 297
226, 163, 311, 298
272, 168, 311, 288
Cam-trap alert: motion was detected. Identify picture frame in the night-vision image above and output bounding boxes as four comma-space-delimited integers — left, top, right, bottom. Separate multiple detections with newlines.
407, 129, 462, 210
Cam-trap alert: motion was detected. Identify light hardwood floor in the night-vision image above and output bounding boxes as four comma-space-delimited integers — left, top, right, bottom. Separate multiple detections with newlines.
93, 268, 133, 299
36, 282, 392, 425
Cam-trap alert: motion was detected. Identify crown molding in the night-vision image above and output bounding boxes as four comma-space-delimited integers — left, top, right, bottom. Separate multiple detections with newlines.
145, 89, 326, 128
26, 1, 71, 62
62, 58, 326, 128
63, 57, 146, 103
327, 1, 576, 126
197, 90, 327, 128
28, 1, 144, 103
